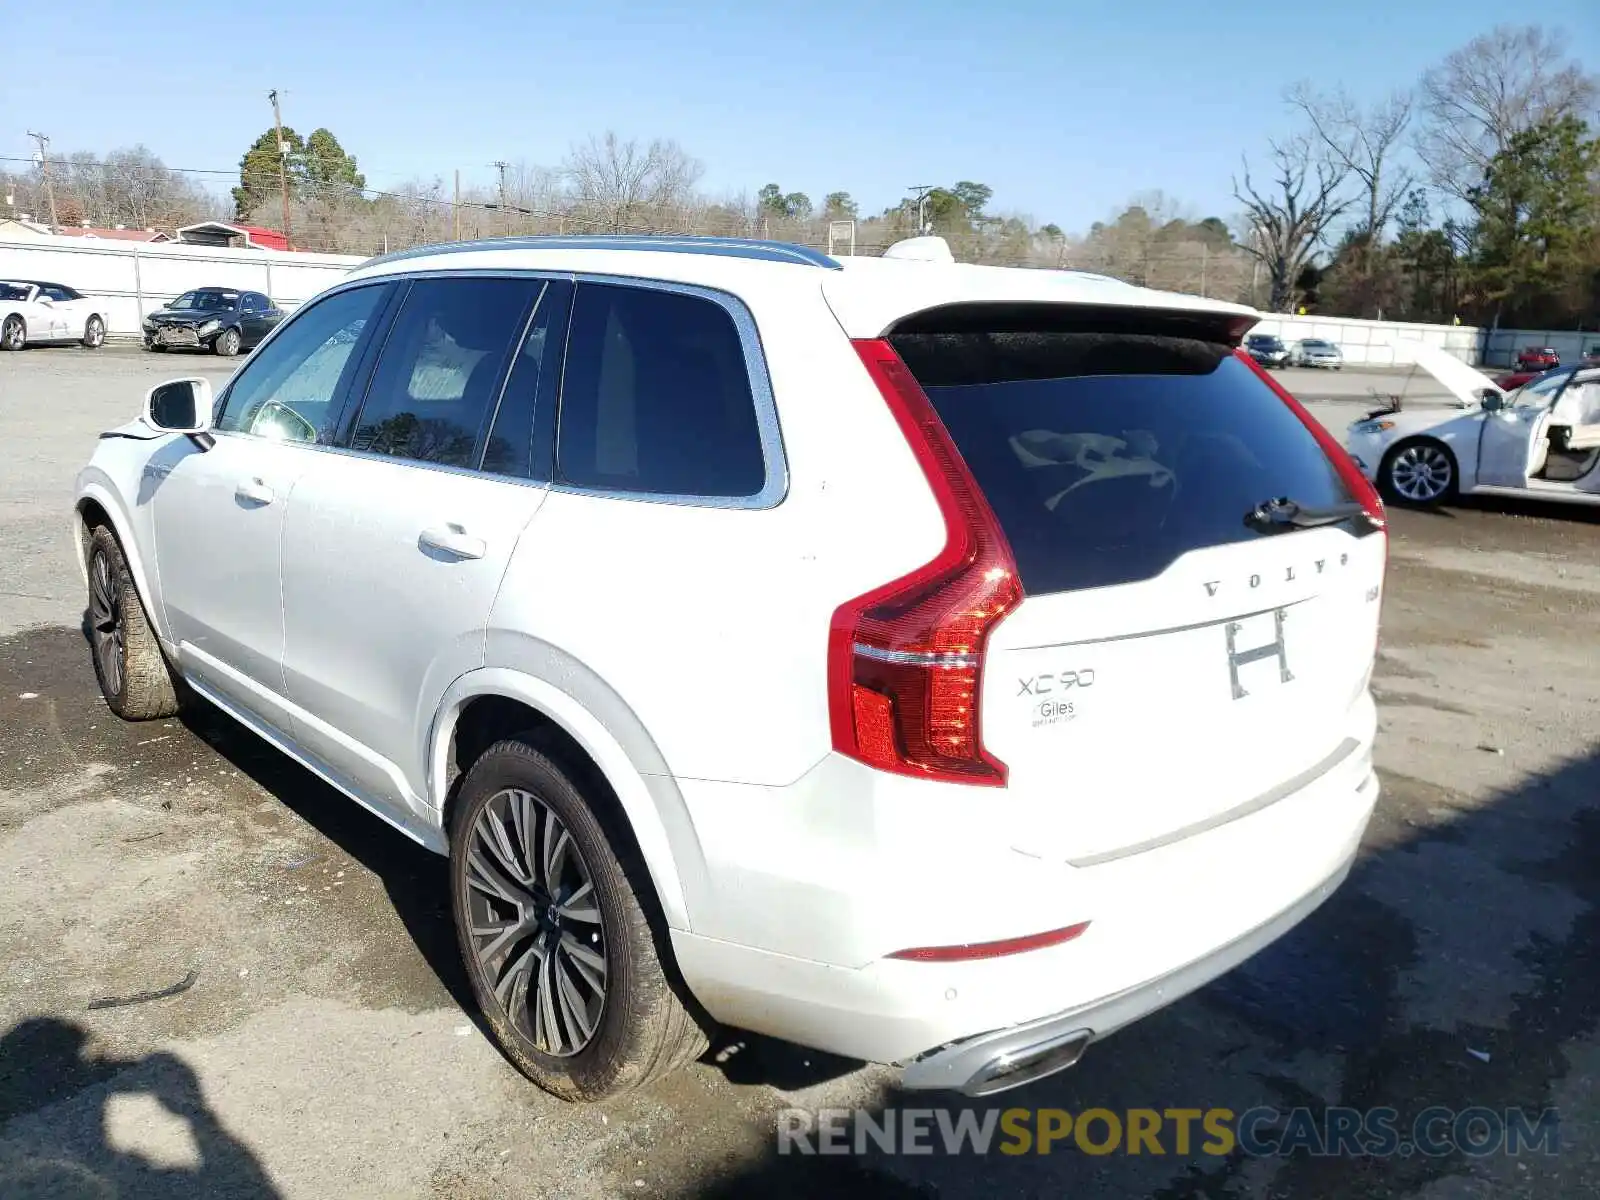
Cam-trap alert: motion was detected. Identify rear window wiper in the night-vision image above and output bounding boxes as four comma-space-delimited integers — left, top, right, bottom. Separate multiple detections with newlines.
1244, 497, 1369, 533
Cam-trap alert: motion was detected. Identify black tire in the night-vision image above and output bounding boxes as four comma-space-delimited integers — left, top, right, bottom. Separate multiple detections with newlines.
213, 327, 241, 357
147, 341, 166, 352
82, 314, 106, 349
450, 738, 710, 1102
1379, 438, 1459, 507
86, 525, 180, 720
1, 315, 24, 351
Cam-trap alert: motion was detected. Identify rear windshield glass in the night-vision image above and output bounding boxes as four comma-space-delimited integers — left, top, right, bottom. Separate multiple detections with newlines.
891, 331, 1351, 595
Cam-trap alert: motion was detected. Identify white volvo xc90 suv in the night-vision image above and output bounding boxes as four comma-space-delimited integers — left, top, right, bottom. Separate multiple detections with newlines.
73, 235, 1386, 1101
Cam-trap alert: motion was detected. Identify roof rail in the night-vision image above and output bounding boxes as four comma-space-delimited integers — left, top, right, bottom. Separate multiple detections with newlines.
359, 234, 841, 271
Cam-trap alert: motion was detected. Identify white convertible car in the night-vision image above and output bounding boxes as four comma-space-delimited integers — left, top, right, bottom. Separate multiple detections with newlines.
1345, 343, 1600, 507
0, 279, 109, 351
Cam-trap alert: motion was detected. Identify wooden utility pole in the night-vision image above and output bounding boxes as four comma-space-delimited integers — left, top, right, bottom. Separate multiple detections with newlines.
453, 169, 461, 240
25, 131, 59, 234
492, 161, 510, 236
268, 89, 293, 248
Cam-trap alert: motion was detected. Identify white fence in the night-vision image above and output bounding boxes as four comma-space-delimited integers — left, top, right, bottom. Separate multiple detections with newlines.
5, 233, 1595, 365
0, 234, 364, 341
1481, 327, 1600, 369
1247, 313, 1485, 366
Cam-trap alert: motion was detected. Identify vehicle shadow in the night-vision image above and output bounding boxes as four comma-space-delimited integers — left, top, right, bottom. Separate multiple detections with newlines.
689, 746, 1600, 1198
172, 696, 480, 1021
0, 1017, 280, 1197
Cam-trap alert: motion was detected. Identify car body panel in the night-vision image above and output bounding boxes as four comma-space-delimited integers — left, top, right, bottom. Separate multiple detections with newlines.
75, 238, 1388, 1082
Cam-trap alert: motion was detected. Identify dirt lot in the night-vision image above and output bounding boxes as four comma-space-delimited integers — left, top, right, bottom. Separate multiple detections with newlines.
2, 347, 1599, 1198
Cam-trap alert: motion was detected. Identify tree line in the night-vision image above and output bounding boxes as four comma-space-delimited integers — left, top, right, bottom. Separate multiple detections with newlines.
3, 22, 1594, 328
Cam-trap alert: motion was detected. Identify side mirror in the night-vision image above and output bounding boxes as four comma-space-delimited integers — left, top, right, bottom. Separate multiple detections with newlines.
144, 378, 216, 448
1481, 391, 1505, 413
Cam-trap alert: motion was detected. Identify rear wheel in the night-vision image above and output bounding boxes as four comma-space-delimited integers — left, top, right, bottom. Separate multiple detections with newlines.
450, 738, 709, 1101
86, 525, 181, 719
81, 315, 105, 349
1, 315, 24, 351
214, 327, 241, 357
1380, 439, 1458, 506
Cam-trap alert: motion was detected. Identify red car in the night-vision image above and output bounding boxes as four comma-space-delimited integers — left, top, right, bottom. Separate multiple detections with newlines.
1495, 368, 1542, 390
1515, 346, 1561, 371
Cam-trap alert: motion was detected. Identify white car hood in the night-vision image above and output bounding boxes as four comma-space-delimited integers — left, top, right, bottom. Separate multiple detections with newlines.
1392, 340, 1503, 408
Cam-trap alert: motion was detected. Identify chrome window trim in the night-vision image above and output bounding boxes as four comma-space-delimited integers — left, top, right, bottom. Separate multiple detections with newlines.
549, 272, 789, 512
212, 267, 789, 511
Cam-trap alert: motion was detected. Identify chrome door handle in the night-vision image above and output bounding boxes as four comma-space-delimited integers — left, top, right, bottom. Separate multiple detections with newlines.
419, 524, 486, 560
235, 477, 275, 504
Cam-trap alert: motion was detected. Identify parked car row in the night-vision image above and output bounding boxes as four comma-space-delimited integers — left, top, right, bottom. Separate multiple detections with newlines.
0, 279, 283, 353
1243, 333, 1344, 369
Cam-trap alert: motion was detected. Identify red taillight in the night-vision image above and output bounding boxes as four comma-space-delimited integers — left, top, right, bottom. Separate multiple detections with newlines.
828, 339, 1024, 787
1234, 348, 1386, 530
888, 922, 1091, 962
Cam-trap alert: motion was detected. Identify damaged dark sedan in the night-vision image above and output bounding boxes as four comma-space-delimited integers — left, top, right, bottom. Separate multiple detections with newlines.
142, 287, 283, 356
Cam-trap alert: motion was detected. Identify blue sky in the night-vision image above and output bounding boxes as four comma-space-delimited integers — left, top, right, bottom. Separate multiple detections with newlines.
2, 0, 1596, 232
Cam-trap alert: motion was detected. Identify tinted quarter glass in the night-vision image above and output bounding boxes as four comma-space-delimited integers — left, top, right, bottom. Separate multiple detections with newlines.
890, 330, 1352, 596
556, 282, 765, 498
349, 276, 540, 469
216, 284, 388, 444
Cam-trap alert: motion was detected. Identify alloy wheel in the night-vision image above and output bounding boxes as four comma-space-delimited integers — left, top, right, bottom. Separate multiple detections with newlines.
2, 318, 22, 350
1388, 444, 1453, 502
89, 550, 124, 697
85, 316, 105, 347
461, 788, 608, 1057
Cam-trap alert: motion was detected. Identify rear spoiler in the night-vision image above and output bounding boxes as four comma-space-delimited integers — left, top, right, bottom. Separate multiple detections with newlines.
886, 302, 1258, 346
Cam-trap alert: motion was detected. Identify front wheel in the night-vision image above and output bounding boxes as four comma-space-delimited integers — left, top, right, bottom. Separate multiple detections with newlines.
86, 525, 181, 719
1, 315, 24, 351
213, 327, 242, 357
1380, 440, 1458, 506
450, 739, 709, 1101
82, 314, 106, 348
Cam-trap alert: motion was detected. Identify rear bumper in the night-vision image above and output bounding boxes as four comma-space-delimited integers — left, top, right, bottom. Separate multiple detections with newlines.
671, 712, 1379, 1076
899, 850, 1353, 1095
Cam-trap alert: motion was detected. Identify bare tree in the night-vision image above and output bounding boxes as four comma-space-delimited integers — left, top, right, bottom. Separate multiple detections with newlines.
1418, 25, 1599, 200
1288, 83, 1416, 241
563, 132, 703, 233
1234, 135, 1354, 312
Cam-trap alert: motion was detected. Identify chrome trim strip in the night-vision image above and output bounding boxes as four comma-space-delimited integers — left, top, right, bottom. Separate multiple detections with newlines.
853, 643, 978, 668
359, 235, 841, 271
1009, 597, 1315, 652
1065, 736, 1362, 868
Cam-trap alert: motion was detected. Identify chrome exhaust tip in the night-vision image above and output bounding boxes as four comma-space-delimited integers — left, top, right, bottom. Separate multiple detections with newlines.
962, 1028, 1091, 1097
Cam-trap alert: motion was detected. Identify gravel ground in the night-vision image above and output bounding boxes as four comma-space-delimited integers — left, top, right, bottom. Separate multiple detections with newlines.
2, 346, 1598, 1198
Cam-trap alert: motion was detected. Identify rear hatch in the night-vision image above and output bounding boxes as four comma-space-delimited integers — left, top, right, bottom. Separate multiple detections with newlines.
891, 312, 1385, 864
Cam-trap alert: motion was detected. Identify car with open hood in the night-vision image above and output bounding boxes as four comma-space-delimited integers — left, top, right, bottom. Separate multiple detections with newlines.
1345, 343, 1600, 507
143, 287, 284, 356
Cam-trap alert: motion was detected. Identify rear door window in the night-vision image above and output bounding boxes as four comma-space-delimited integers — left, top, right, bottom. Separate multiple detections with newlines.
891, 328, 1353, 596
